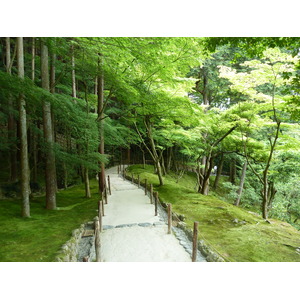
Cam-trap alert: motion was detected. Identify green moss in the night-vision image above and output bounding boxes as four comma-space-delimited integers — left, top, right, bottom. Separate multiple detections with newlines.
0, 180, 100, 262
128, 164, 300, 262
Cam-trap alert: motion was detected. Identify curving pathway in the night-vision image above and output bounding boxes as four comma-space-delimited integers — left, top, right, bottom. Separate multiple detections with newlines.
100, 166, 206, 262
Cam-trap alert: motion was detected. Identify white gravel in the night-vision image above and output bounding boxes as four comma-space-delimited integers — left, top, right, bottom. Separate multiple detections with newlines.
100, 166, 192, 262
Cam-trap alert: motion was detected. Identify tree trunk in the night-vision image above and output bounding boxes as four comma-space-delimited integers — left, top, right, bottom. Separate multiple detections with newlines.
97, 71, 106, 193
234, 161, 247, 206
31, 37, 35, 82
166, 147, 173, 173
41, 41, 57, 210
200, 155, 214, 195
84, 167, 91, 198
146, 120, 164, 186
71, 44, 76, 98
160, 150, 167, 176
213, 153, 224, 190
6, 37, 18, 182
230, 159, 236, 185
17, 37, 30, 217
50, 52, 56, 93
32, 128, 38, 183
155, 160, 164, 186
63, 162, 68, 189
142, 149, 146, 169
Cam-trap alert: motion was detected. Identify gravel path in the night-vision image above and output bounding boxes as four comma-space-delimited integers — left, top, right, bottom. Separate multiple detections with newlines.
78, 166, 206, 262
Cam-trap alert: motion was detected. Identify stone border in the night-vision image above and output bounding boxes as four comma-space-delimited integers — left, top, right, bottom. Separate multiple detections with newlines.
55, 218, 97, 262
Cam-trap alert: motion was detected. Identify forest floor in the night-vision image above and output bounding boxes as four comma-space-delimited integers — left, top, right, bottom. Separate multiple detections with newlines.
99, 166, 205, 262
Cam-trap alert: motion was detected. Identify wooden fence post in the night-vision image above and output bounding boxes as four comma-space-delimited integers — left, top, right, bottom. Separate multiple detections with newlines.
107, 175, 111, 195
95, 220, 101, 262
117, 165, 120, 174
138, 175, 140, 188
131, 173, 134, 183
144, 179, 147, 195
150, 184, 153, 204
192, 221, 199, 262
104, 188, 108, 204
98, 201, 103, 232
154, 191, 158, 216
167, 203, 172, 234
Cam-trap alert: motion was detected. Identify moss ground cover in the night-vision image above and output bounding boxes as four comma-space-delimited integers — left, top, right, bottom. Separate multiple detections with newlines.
0, 180, 100, 262
127, 164, 300, 262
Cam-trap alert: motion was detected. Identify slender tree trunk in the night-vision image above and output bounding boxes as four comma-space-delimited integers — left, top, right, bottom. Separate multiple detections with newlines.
166, 147, 173, 173
17, 37, 30, 217
200, 155, 213, 195
197, 156, 207, 192
63, 162, 68, 189
146, 120, 164, 186
142, 149, 146, 169
83, 82, 91, 198
160, 150, 167, 176
6, 37, 18, 182
97, 71, 106, 193
213, 153, 224, 190
84, 167, 91, 198
50, 52, 56, 93
32, 130, 38, 183
203, 70, 209, 105
235, 161, 247, 206
41, 41, 56, 210
230, 159, 236, 184
71, 45, 76, 98
31, 37, 35, 82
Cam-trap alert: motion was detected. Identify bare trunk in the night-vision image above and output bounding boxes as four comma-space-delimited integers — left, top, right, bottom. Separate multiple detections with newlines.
213, 153, 224, 190
230, 159, 236, 184
200, 155, 213, 195
142, 150, 146, 169
32, 128, 38, 183
234, 161, 247, 206
41, 41, 56, 210
50, 52, 56, 93
31, 37, 35, 82
6, 37, 18, 182
166, 147, 173, 173
63, 162, 68, 189
97, 71, 106, 193
17, 37, 30, 217
155, 160, 164, 186
84, 167, 91, 198
71, 45, 76, 98
147, 120, 164, 186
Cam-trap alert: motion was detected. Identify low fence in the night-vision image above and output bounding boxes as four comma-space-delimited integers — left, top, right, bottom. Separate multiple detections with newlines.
121, 165, 227, 262
55, 164, 227, 262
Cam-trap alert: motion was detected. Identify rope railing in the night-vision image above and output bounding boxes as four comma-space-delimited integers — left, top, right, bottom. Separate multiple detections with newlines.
119, 163, 231, 262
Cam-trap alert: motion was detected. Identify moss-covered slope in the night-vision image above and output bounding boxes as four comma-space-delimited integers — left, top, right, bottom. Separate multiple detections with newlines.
127, 164, 300, 262
0, 180, 99, 262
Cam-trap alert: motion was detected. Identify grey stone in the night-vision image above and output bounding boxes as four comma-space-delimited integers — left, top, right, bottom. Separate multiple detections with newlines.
233, 218, 239, 224
138, 222, 152, 227
116, 224, 129, 228
103, 225, 115, 230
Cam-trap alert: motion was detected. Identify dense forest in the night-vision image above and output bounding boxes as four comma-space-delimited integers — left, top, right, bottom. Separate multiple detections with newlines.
1, 37, 300, 262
